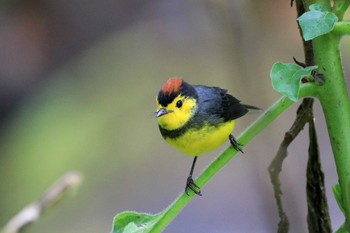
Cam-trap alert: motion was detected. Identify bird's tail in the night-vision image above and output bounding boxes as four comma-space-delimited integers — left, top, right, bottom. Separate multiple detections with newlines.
243, 104, 263, 113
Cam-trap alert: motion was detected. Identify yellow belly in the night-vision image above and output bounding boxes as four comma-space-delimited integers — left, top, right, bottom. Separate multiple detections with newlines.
165, 120, 236, 156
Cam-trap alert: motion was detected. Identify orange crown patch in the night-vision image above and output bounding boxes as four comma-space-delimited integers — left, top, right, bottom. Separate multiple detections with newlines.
161, 77, 183, 94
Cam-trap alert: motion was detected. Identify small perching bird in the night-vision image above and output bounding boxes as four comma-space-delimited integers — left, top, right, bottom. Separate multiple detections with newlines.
156, 77, 260, 195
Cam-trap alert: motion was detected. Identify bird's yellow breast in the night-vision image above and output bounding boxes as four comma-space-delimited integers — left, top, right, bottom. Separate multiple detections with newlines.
165, 120, 236, 156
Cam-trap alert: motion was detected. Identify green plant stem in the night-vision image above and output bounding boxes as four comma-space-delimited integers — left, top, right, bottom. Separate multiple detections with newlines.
312, 31, 350, 231
150, 96, 294, 232
332, 0, 350, 20
336, 223, 347, 233
311, 0, 331, 10
333, 21, 350, 36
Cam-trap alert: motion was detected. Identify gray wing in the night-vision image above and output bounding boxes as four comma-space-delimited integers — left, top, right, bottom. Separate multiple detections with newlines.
194, 85, 248, 124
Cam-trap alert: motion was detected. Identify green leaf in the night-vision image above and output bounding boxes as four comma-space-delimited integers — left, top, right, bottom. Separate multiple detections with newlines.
333, 184, 345, 214
270, 62, 317, 102
297, 4, 338, 41
111, 211, 163, 233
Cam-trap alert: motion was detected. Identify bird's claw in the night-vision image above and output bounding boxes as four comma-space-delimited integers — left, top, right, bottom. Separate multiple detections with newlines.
185, 176, 202, 196
229, 134, 244, 153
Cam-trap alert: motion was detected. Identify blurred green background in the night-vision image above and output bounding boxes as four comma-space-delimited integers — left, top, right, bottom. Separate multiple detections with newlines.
0, 1, 349, 232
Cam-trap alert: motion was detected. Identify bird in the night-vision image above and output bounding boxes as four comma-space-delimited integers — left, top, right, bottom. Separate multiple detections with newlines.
156, 77, 260, 196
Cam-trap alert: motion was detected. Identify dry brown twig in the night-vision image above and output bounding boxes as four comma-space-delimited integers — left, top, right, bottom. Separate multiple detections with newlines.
1, 172, 83, 233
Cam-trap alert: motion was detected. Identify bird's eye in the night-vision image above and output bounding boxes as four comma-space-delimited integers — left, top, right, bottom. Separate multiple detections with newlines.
176, 100, 183, 108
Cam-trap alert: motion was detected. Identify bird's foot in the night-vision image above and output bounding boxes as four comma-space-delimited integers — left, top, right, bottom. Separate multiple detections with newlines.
185, 176, 202, 196
229, 134, 244, 153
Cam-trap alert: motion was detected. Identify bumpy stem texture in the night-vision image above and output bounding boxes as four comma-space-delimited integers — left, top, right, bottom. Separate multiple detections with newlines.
312, 32, 350, 230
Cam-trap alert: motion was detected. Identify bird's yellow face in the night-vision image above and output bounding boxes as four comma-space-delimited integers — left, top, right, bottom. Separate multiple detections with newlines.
156, 94, 197, 130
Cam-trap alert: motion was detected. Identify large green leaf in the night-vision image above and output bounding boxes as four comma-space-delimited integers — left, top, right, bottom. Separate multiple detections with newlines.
270, 62, 317, 101
111, 211, 163, 233
297, 4, 338, 41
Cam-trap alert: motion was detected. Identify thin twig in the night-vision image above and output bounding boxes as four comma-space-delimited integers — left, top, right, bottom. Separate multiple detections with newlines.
1, 172, 83, 233
267, 1, 318, 232
268, 98, 314, 233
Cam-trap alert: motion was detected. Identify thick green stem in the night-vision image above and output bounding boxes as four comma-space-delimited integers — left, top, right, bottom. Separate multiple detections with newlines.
309, 0, 331, 10
332, 0, 350, 20
333, 21, 350, 36
150, 96, 293, 232
312, 32, 350, 231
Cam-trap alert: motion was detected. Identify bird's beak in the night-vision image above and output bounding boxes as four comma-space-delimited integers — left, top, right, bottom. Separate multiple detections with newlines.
156, 108, 172, 118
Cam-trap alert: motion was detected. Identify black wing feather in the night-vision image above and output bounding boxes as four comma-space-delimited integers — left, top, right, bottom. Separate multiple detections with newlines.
194, 85, 248, 124
219, 89, 248, 121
